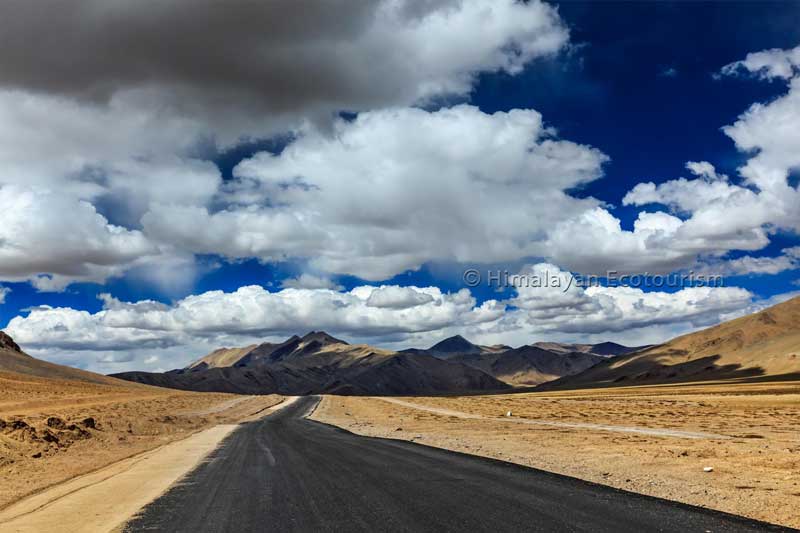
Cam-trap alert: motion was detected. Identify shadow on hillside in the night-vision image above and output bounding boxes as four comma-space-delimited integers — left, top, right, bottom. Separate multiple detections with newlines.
536, 354, 800, 392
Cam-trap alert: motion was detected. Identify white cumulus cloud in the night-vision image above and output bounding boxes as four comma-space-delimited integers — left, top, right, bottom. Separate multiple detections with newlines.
543, 44, 800, 275
145, 105, 609, 280
5, 270, 763, 372
0, 185, 157, 289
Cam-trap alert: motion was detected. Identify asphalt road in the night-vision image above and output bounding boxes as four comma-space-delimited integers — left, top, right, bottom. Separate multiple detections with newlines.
124, 396, 790, 533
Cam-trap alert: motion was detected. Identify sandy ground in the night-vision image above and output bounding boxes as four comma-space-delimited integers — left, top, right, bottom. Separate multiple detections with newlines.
0, 371, 284, 511
310, 381, 800, 529
0, 397, 299, 533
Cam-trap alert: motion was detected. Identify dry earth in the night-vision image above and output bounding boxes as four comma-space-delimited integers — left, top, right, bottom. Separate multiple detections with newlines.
310, 381, 800, 529
0, 370, 283, 510
0, 397, 299, 533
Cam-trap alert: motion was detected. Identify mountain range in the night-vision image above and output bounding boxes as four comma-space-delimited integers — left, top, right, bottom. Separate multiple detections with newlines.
400, 335, 634, 386
111, 332, 642, 395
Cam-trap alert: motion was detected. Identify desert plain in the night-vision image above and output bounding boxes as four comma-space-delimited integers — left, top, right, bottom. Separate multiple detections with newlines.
0, 369, 283, 511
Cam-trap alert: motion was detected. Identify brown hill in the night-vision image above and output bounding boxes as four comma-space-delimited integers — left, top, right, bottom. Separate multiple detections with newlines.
188, 331, 349, 370
323, 353, 506, 395
530, 341, 647, 357
402, 336, 636, 386
0, 331, 133, 387
189, 344, 259, 370
545, 296, 800, 390
400, 335, 509, 360
451, 347, 605, 387
114, 332, 509, 396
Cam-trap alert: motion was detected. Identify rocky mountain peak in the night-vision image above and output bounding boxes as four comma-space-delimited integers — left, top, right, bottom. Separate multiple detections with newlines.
429, 335, 479, 354
0, 331, 21, 353
300, 331, 347, 346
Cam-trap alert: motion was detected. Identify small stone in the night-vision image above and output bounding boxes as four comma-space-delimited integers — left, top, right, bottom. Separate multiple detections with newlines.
31, 452, 42, 459
703, 466, 714, 473
505, 411, 513, 417
46, 417, 66, 430
9, 420, 29, 431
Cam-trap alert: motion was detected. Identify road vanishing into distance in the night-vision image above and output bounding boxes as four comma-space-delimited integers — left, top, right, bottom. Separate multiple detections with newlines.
124, 396, 789, 533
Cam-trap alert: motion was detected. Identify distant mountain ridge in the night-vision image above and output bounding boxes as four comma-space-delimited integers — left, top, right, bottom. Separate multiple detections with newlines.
401, 335, 509, 360
0, 325, 644, 396
113, 332, 643, 394
529, 341, 649, 357
399, 336, 638, 386
447, 346, 605, 387
113, 331, 511, 396
190, 331, 350, 371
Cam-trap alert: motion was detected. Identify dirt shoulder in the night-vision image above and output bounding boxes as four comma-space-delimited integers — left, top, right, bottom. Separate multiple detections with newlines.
310, 381, 800, 529
0, 370, 284, 510
0, 396, 299, 533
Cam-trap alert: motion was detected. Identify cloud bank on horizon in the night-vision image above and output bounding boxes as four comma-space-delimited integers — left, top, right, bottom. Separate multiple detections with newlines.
6, 266, 758, 371
0, 1, 798, 372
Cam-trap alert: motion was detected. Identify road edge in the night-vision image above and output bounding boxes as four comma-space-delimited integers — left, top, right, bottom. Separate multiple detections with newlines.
0, 395, 301, 533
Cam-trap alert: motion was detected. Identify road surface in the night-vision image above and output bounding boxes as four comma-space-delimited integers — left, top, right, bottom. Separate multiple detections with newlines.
124, 396, 789, 532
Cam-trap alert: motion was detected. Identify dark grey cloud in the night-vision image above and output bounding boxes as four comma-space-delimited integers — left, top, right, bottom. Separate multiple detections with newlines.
0, 1, 373, 100
0, 0, 568, 137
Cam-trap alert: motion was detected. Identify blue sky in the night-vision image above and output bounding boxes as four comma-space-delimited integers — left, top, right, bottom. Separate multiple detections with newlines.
0, 1, 798, 372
